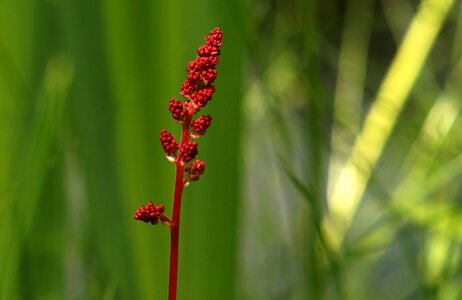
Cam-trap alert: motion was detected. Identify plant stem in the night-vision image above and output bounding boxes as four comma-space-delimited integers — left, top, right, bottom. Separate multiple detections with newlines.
168, 112, 193, 300
168, 164, 183, 300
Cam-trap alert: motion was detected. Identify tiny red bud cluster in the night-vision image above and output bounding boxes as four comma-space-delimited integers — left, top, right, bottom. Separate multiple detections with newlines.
160, 129, 178, 157
179, 27, 223, 109
180, 81, 194, 98
191, 115, 212, 136
179, 141, 198, 163
134, 201, 166, 225
190, 86, 215, 109
168, 99, 187, 121
185, 160, 206, 182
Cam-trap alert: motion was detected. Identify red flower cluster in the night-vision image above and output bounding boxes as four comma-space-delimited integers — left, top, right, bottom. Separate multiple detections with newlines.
180, 27, 223, 109
160, 27, 223, 166
185, 160, 206, 182
191, 115, 212, 136
160, 129, 178, 157
134, 201, 166, 225
136, 28, 223, 229
168, 98, 187, 121
179, 141, 198, 163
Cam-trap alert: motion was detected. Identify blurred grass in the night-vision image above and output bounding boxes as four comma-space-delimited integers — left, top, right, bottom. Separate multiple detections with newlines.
1, 0, 462, 299
241, 0, 462, 299
0, 0, 242, 299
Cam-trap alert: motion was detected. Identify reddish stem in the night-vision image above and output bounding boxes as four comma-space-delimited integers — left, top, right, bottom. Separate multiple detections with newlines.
168, 109, 194, 300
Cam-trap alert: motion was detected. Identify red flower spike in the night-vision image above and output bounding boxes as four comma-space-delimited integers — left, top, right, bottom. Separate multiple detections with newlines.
134, 28, 223, 300
191, 115, 212, 136
179, 141, 198, 163
196, 56, 220, 68
181, 27, 223, 105
185, 160, 206, 182
160, 129, 178, 158
134, 201, 166, 225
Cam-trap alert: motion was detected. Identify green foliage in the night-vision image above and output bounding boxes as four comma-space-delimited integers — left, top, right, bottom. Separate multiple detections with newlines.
1, 0, 462, 299
0, 0, 242, 299
240, 0, 462, 299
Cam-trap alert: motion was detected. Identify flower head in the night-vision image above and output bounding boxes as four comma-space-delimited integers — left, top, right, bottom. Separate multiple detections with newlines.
133, 27, 223, 300
191, 115, 212, 137
168, 98, 187, 121
160, 129, 178, 158
185, 160, 206, 182
134, 201, 166, 225
180, 27, 223, 110
179, 141, 198, 163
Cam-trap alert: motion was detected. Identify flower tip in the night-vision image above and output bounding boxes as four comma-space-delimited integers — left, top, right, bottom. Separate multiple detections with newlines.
210, 27, 224, 37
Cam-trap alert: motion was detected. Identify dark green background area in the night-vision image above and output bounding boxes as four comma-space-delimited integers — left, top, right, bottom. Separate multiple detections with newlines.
1, 0, 461, 299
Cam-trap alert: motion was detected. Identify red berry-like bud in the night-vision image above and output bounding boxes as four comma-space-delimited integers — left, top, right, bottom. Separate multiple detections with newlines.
180, 80, 194, 98
190, 86, 215, 108
134, 201, 166, 225
187, 60, 200, 73
168, 98, 187, 121
206, 28, 224, 48
197, 45, 220, 57
188, 70, 201, 83
200, 68, 217, 84
181, 27, 223, 107
185, 160, 206, 181
191, 115, 212, 136
179, 141, 198, 163
196, 56, 220, 68
160, 129, 178, 158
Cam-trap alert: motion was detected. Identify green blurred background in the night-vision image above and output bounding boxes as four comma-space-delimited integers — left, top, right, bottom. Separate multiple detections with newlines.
1, 0, 462, 299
